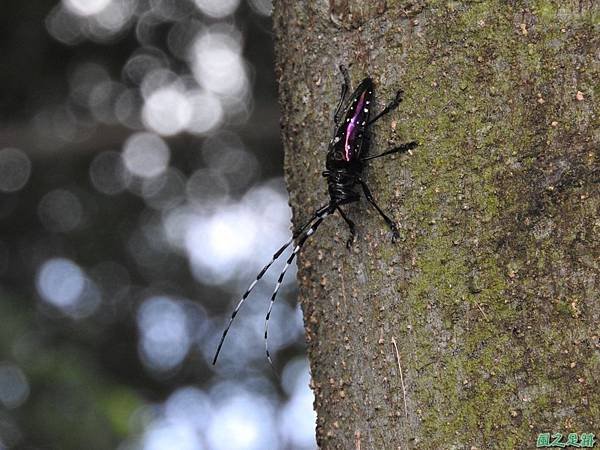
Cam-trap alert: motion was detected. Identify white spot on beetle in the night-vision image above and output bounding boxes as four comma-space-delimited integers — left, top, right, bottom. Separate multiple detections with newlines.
364, 108, 369, 112
334, 136, 340, 143
366, 101, 370, 104
361, 121, 366, 125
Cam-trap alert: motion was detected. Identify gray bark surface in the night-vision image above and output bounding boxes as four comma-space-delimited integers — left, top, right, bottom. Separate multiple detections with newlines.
273, 1, 599, 448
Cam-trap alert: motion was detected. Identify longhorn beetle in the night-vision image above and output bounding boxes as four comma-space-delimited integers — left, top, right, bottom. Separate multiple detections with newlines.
213, 65, 417, 366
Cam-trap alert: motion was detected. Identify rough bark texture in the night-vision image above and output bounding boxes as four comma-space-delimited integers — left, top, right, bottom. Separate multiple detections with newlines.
273, 1, 599, 449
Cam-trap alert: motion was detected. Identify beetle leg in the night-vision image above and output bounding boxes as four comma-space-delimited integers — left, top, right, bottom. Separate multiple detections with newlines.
367, 89, 403, 126
358, 179, 400, 242
361, 141, 418, 162
333, 65, 352, 124
337, 206, 356, 249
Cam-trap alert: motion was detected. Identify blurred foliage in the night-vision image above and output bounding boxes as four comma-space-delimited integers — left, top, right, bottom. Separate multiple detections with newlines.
0, 1, 315, 449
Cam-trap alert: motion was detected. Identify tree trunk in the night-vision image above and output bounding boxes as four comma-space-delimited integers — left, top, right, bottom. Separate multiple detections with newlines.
273, 1, 599, 449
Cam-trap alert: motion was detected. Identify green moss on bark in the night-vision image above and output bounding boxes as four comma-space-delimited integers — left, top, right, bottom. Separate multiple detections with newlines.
274, 0, 599, 448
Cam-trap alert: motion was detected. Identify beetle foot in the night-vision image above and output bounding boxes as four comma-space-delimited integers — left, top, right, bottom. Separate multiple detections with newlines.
346, 234, 356, 250
392, 90, 404, 107
391, 228, 400, 243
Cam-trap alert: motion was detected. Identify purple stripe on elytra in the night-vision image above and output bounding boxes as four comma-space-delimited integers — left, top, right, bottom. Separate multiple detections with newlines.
343, 91, 367, 161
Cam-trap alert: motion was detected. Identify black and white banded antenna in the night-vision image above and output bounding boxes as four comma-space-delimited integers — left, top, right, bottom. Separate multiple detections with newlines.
212, 204, 331, 366
263, 210, 331, 366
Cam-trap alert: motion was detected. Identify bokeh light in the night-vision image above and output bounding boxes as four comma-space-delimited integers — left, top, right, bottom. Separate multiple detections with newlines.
90, 150, 131, 195
165, 387, 211, 432
143, 419, 203, 450
46, 5, 84, 45
248, 0, 273, 16
69, 62, 110, 106
0, 148, 32, 193
186, 168, 230, 208
123, 50, 169, 85
4, 2, 317, 448
206, 390, 278, 450
122, 132, 170, 178
142, 85, 192, 135
37, 188, 83, 232
35, 258, 101, 318
63, 0, 112, 17
186, 90, 224, 135
0, 364, 30, 409
137, 296, 192, 372
189, 27, 248, 98
94, 0, 137, 31
50, 0, 138, 44
200, 132, 258, 191
36, 258, 85, 308
183, 182, 291, 286
185, 207, 257, 285
193, 0, 240, 18
89, 80, 123, 124
142, 168, 186, 210
280, 358, 318, 449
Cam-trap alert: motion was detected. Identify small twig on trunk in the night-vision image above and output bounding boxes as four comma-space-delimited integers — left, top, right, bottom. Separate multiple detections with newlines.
391, 337, 408, 420
354, 429, 361, 450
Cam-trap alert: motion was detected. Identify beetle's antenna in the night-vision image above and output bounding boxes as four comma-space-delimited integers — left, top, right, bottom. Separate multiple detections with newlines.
264, 207, 333, 368
212, 204, 331, 365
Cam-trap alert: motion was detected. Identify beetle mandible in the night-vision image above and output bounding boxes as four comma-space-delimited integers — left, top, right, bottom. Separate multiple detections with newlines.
213, 65, 418, 366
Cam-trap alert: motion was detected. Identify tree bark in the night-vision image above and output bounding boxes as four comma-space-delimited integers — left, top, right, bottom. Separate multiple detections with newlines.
273, 1, 599, 449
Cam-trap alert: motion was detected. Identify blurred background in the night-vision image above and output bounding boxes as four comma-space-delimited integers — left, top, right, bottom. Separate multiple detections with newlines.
0, 1, 317, 449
